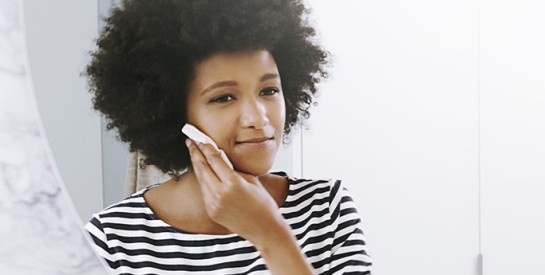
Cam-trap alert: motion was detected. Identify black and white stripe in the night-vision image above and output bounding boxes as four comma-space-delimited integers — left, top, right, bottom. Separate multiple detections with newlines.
85, 173, 372, 274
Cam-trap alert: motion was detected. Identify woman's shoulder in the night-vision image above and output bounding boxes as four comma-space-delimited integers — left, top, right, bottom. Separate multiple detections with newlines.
273, 171, 345, 206
277, 171, 342, 192
90, 182, 162, 220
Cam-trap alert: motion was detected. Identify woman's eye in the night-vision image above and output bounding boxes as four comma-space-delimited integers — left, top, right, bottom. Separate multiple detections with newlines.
210, 94, 236, 103
260, 87, 280, 96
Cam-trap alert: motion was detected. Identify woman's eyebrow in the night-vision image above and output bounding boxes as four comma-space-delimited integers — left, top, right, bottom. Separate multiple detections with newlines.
201, 81, 238, 96
260, 73, 280, 82
201, 74, 280, 95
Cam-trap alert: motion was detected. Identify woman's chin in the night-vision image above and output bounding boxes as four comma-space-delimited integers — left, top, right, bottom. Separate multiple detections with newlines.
233, 163, 273, 177
229, 152, 277, 177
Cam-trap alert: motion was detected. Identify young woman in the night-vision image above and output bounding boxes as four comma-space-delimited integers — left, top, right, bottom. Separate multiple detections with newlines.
84, 1, 371, 274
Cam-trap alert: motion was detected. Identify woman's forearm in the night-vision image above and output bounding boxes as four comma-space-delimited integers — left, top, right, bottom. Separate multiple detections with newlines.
253, 220, 316, 275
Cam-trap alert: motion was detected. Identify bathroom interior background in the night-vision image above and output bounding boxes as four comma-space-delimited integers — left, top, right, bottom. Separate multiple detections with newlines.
23, 0, 545, 274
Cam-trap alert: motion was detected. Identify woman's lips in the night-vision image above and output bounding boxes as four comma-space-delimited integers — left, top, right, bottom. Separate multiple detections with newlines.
236, 137, 274, 145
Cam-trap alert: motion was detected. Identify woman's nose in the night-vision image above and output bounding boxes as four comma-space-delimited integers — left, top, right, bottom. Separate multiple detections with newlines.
240, 98, 269, 129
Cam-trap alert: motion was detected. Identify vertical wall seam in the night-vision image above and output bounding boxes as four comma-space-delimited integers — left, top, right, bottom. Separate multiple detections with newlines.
477, 0, 483, 269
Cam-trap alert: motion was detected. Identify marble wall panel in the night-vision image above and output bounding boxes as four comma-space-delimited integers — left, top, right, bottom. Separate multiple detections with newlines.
0, 0, 110, 273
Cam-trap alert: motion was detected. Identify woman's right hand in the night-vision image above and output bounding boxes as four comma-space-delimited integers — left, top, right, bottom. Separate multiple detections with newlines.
185, 138, 285, 246
186, 138, 316, 274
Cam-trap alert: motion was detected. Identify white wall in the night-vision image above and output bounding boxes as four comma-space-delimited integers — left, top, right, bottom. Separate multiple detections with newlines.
303, 0, 545, 274
480, 0, 545, 274
23, 0, 103, 222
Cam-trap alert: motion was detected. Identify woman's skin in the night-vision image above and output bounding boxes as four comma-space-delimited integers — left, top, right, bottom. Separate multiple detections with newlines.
144, 50, 315, 274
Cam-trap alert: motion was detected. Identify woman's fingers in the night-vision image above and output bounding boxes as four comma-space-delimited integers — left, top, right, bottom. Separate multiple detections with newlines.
186, 139, 243, 221
195, 142, 236, 183
185, 139, 221, 192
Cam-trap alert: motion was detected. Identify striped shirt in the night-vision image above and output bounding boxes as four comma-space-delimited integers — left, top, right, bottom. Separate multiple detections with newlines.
85, 173, 372, 274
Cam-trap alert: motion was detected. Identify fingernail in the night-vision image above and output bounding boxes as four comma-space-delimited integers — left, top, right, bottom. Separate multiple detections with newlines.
185, 138, 191, 147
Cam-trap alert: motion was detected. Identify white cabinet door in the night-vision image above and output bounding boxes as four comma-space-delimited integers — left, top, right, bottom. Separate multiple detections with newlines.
301, 1, 480, 274
480, 1, 545, 274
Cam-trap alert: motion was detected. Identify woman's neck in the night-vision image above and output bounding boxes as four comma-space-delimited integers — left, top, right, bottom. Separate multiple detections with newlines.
144, 169, 289, 235
175, 169, 288, 207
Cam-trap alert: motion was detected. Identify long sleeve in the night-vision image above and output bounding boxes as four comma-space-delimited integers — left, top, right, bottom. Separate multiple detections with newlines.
328, 180, 372, 274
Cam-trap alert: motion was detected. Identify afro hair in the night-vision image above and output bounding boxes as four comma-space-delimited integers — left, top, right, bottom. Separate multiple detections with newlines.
85, 0, 329, 175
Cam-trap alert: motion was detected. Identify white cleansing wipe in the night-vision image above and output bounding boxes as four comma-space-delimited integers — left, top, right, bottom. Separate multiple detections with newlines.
181, 123, 234, 169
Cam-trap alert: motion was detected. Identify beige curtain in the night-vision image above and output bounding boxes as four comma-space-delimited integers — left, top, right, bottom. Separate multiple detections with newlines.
124, 151, 172, 195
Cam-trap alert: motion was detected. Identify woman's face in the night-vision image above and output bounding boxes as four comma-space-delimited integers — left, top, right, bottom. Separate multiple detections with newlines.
186, 50, 286, 176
